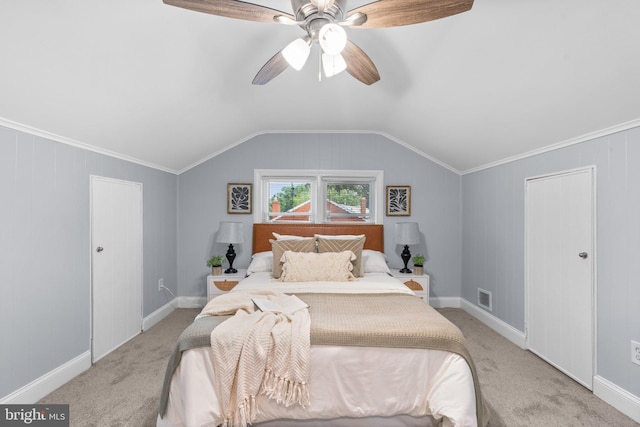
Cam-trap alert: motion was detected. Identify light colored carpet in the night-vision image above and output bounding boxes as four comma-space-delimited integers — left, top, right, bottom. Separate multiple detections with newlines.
39, 308, 201, 427
38, 308, 639, 426
438, 308, 638, 427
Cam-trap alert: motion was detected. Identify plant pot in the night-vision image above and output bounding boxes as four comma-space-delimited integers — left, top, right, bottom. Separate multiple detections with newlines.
413, 265, 423, 276
211, 266, 222, 276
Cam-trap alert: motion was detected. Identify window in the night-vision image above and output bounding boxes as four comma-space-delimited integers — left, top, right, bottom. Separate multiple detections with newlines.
323, 178, 373, 222
254, 169, 383, 224
266, 179, 313, 222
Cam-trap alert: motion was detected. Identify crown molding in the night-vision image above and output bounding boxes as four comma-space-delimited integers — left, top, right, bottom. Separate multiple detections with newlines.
4, 117, 640, 177
0, 117, 178, 175
461, 118, 640, 175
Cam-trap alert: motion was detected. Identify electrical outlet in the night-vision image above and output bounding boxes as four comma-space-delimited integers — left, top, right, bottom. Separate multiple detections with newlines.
632, 340, 640, 366
158, 278, 164, 291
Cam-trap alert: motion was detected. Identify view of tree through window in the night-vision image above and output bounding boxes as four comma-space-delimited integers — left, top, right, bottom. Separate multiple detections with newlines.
325, 183, 371, 222
269, 182, 311, 213
267, 181, 312, 221
326, 184, 370, 206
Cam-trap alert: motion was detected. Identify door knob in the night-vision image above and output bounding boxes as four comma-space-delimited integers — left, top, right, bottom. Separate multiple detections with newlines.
96, 247, 104, 252
578, 252, 588, 259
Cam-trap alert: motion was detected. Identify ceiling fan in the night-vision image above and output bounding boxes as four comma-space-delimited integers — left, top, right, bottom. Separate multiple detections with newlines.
163, 0, 474, 85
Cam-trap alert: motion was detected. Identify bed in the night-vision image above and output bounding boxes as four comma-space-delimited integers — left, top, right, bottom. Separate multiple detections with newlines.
157, 224, 487, 427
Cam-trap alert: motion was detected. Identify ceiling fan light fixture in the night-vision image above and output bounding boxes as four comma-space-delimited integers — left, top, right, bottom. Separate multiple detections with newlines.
282, 38, 311, 71
322, 53, 347, 77
318, 23, 347, 55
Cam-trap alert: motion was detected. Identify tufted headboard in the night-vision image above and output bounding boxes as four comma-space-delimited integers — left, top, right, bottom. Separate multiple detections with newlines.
252, 223, 384, 254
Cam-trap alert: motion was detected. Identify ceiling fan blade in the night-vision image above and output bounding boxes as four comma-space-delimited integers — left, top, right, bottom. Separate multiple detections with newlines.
348, 0, 473, 29
274, 15, 305, 26
252, 50, 290, 85
339, 12, 367, 27
342, 40, 380, 85
163, 0, 294, 23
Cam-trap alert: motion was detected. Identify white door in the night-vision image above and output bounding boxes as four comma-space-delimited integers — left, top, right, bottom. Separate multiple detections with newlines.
91, 176, 143, 362
526, 167, 595, 389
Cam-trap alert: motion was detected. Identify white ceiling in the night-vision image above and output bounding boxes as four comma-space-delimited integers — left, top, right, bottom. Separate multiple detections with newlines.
1, 0, 639, 174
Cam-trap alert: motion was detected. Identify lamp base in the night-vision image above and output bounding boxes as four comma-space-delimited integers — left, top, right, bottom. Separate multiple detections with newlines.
225, 244, 237, 274
400, 244, 412, 274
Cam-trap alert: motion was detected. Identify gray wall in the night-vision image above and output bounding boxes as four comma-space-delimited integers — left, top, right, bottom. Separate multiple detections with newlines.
461, 127, 640, 397
177, 133, 462, 299
0, 126, 178, 398
6, 123, 638, 405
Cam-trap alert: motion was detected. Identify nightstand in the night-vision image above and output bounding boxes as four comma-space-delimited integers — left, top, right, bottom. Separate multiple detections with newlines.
391, 268, 430, 305
207, 269, 247, 301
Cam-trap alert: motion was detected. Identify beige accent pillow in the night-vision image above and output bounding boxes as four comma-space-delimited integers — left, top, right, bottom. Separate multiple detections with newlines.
279, 251, 356, 282
270, 238, 317, 279
316, 235, 366, 277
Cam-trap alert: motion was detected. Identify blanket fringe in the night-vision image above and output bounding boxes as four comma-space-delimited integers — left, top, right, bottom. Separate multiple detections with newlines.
222, 395, 257, 427
261, 368, 310, 408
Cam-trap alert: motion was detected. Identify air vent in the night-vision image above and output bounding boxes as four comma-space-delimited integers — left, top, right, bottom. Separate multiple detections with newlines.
477, 288, 492, 312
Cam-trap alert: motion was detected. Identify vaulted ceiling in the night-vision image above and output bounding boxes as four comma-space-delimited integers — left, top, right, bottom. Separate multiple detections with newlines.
1, 0, 639, 174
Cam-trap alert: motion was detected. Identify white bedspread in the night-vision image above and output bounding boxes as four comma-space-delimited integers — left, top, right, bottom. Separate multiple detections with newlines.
235, 271, 417, 295
158, 345, 476, 427
157, 273, 478, 427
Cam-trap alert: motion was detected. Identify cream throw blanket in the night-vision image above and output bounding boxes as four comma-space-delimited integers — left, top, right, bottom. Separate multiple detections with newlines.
199, 290, 311, 427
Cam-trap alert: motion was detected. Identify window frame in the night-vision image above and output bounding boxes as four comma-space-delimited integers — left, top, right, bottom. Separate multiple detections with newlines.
254, 169, 384, 224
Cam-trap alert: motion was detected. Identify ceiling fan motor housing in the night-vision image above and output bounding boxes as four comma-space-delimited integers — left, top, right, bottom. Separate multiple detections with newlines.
292, 0, 346, 26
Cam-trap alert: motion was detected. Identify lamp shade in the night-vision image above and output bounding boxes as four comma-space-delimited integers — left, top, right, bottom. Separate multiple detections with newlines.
394, 222, 420, 245
216, 221, 244, 244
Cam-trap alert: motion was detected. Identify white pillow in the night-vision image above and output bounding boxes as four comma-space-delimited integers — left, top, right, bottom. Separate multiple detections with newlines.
272, 232, 307, 240
279, 251, 356, 282
314, 234, 365, 240
362, 250, 390, 274
247, 251, 273, 274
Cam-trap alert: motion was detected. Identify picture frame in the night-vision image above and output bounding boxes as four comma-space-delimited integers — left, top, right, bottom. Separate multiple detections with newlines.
386, 185, 411, 216
227, 183, 252, 214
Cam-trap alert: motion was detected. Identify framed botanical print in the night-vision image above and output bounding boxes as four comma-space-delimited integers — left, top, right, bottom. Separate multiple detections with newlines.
227, 183, 252, 214
386, 185, 411, 216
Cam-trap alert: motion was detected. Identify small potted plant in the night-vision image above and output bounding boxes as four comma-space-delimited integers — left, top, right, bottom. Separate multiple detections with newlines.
206, 255, 224, 276
411, 254, 425, 276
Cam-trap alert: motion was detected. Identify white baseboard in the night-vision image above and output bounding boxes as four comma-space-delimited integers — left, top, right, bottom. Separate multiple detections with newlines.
142, 299, 177, 331
430, 296, 461, 308
459, 297, 526, 348
143, 297, 207, 330
432, 296, 526, 348
177, 296, 207, 309
0, 351, 91, 404
593, 375, 640, 423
